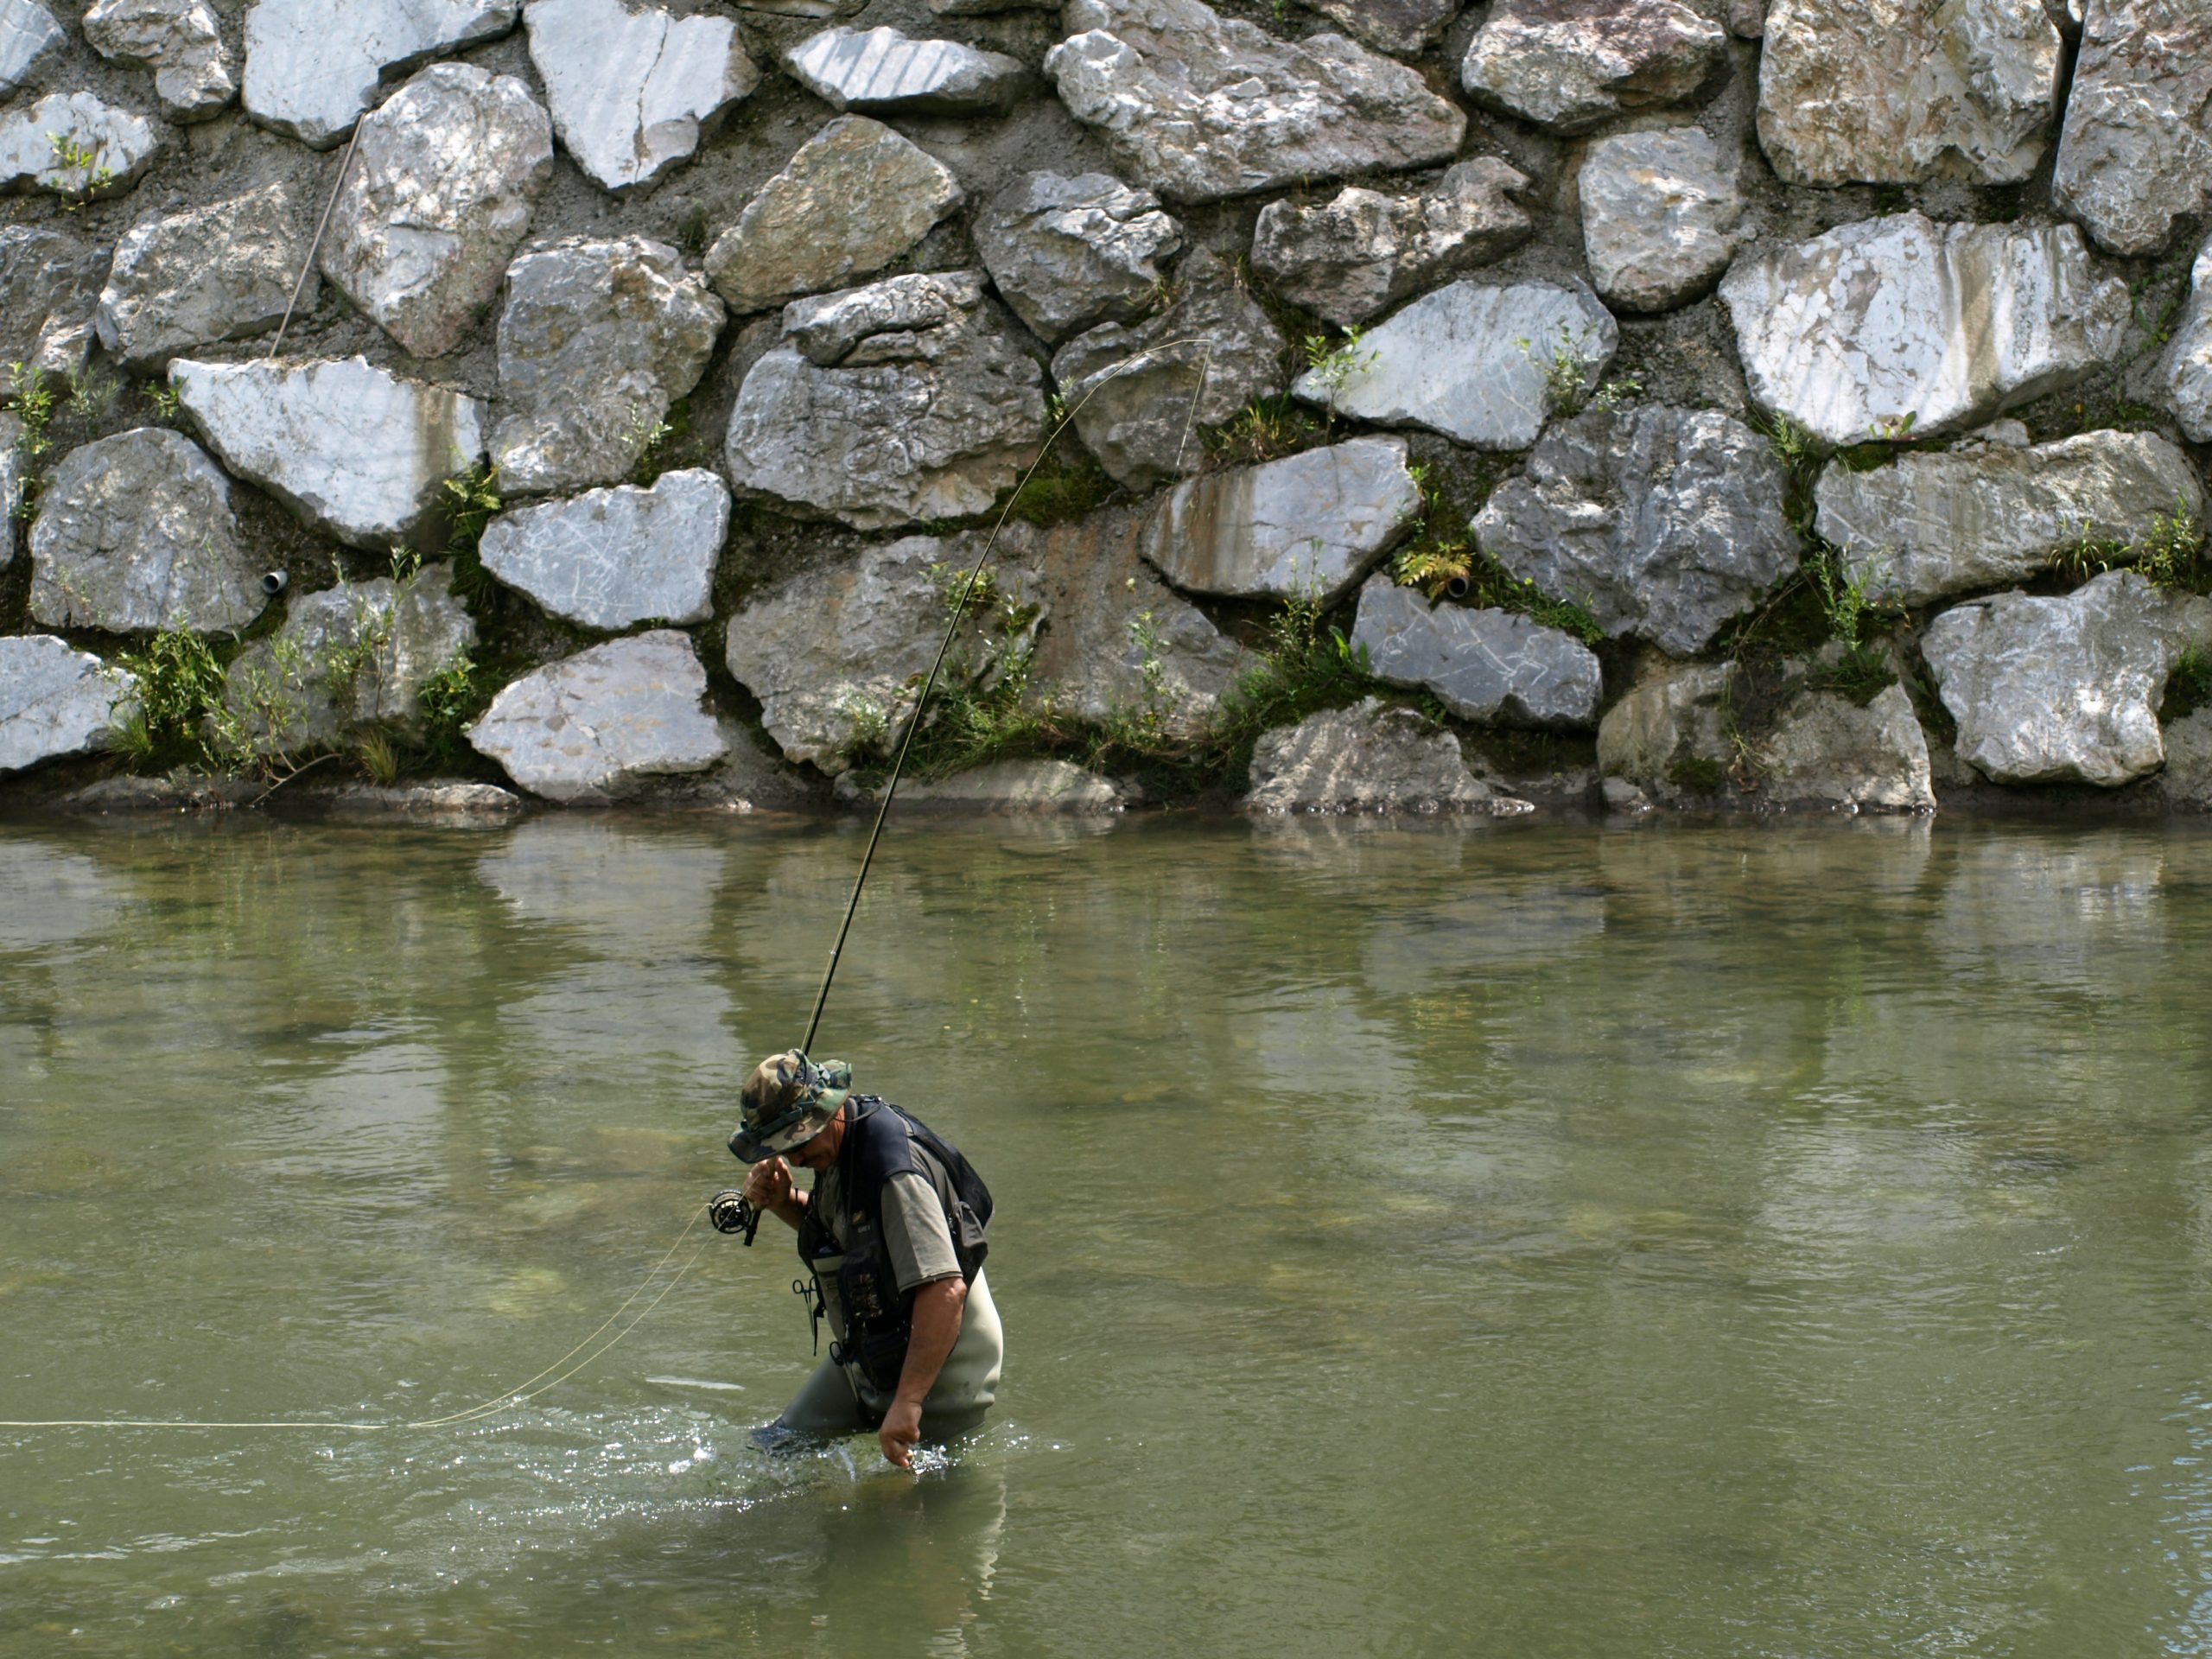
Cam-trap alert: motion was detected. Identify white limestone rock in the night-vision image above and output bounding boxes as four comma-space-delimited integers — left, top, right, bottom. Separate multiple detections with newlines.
1815, 430, 2209, 606
0, 637, 137, 775
2051, 0, 2212, 255
96, 182, 316, 367
1719, 212, 2128, 447
320, 63, 554, 358
874, 759, 1128, 812
468, 631, 728, 803
84, 0, 234, 120
1304, 0, 1459, 54
490, 235, 725, 497
242, 0, 519, 149
1290, 277, 1617, 449
0, 414, 21, 537
0, 1, 60, 100
1755, 0, 2061, 186
1922, 569, 2212, 786
173, 356, 486, 549
0, 93, 161, 200
223, 566, 476, 752
1141, 437, 1421, 604
1578, 127, 1744, 314
703, 116, 962, 315
0, 226, 106, 374
525, 0, 760, 192
1044, 0, 1465, 204
1244, 697, 1497, 813
2166, 233, 2212, 442
1250, 158, 1534, 329
724, 534, 1043, 771
1351, 575, 1603, 729
28, 429, 262, 634
1472, 405, 1802, 656
785, 25, 1030, 115
478, 469, 728, 630
973, 171, 1183, 345
726, 270, 1046, 530
1050, 248, 1285, 490
1461, 0, 1727, 134
1754, 682, 1936, 810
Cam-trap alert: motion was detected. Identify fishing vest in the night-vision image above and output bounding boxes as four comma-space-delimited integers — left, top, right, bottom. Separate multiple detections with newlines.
794, 1096, 992, 1396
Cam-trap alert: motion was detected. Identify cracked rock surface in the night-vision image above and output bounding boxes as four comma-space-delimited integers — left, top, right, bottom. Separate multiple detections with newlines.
242, 0, 518, 148
703, 116, 962, 315
526, 0, 759, 192
0, 226, 105, 374
725, 270, 1045, 529
29, 428, 261, 634
785, 24, 1030, 115
1245, 697, 1498, 813
974, 171, 1183, 345
84, 0, 234, 120
1351, 575, 1602, 728
478, 469, 728, 631
1578, 127, 1744, 313
320, 63, 554, 358
2166, 233, 2212, 442
0, 93, 161, 200
1252, 158, 1533, 327
173, 355, 486, 549
0, 636, 137, 775
468, 630, 728, 802
1461, 0, 1727, 134
491, 235, 724, 497
1719, 212, 2127, 445
2051, 0, 2212, 255
97, 182, 315, 367
0, 1, 60, 100
1045, 0, 1465, 202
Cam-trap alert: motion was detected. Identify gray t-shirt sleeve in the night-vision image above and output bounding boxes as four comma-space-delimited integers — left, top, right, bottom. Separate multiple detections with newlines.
880, 1170, 963, 1294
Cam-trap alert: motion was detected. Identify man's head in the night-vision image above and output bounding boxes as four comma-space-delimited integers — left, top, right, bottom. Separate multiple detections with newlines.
728, 1051, 852, 1165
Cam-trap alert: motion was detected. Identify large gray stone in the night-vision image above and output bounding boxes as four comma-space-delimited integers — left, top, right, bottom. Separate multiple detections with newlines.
2160, 706, 2212, 810
1141, 437, 1420, 603
1596, 658, 1738, 802
1050, 248, 1285, 490
2051, 0, 2212, 255
96, 182, 315, 368
1755, 682, 1936, 810
525, 0, 760, 192
1250, 159, 1533, 329
726, 270, 1046, 530
468, 630, 728, 802
1922, 569, 2212, 786
703, 116, 962, 315
242, 0, 519, 148
0, 226, 105, 375
174, 356, 486, 549
1044, 0, 1465, 204
1755, 0, 2061, 186
0, 93, 161, 200
490, 234, 724, 496
1719, 213, 2128, 447
1244, 697, 1497, 813
478, 468, 728, 630
884, 759, 1127, 812
785, 25, 1030, 115
1461, 0, 1727, 134
724, 534, 1042, 771
1292, 277, 1617, 449
1305, 0, 1459, 54
0, 413, 21, 537
84, 0, 234, 120
1472, 405, 1802, 656
320, 63, 554, 358
1350, 574, 1602, 728
974, 170, 1183, 346
2167, 233, 2212, 442
222, 565, 476, 753
1815, 430, 2209, 605
0, 637, 137, 775
1578, 127, 1744, 314
0, 1, 61, 100
28, 429, 262, 634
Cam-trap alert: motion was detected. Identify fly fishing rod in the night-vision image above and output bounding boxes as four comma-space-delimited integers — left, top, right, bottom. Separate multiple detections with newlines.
710, 334, 1217, 1247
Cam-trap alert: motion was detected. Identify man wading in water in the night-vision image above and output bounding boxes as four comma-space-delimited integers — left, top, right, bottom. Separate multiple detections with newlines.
730, 1052, 1003, 1466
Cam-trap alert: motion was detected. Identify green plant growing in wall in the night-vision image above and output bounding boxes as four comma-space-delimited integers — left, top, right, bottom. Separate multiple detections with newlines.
1805, 544, 1897, 703
114, 624, 227, 768
46, 131, 116, 206
5, 360, 54, 465
141, 377, 182, 420
1518, 320, 1605, 418
65, 364, 120, 425
1300, 326, 1376, 404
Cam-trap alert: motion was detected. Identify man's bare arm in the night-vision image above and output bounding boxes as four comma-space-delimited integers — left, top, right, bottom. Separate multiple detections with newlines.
879, 1276, 967, 1468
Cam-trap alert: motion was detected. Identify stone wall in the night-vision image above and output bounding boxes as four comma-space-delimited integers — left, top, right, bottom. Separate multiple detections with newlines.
1, 0, 2209, 817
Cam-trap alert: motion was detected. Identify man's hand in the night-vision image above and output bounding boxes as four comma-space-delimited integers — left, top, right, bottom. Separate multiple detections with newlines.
880, 1397, 924, 1468
741, 1156, 798, 1226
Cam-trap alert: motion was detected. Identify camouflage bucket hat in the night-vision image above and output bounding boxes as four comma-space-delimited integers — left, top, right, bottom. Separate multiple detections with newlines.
728, 1051, 852, 1164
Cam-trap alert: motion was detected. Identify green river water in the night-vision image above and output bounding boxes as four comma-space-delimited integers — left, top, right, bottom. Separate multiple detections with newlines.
6, 811, 2212, 1657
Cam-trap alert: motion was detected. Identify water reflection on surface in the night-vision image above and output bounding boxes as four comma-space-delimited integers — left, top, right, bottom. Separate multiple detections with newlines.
5, 811, 2212, 1656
